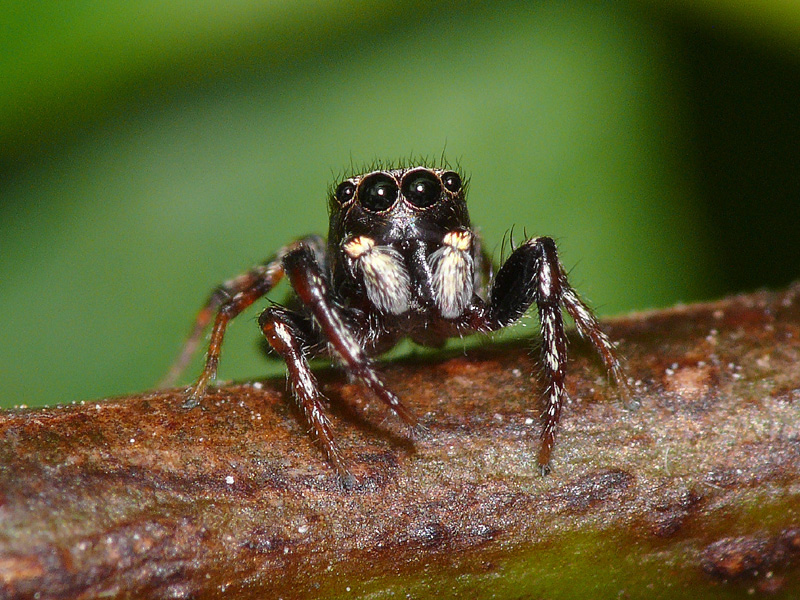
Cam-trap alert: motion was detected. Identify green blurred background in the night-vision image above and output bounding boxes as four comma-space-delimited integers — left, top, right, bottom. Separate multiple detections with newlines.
1, 0, 799, 409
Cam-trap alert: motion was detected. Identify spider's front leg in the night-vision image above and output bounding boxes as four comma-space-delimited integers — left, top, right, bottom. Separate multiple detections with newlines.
258, 305, 351, 481
480, 236, 626, 474
161, 235, 326, 408
280, 245, 419, 428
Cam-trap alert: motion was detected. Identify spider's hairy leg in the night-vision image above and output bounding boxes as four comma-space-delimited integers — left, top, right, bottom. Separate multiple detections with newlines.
475, 236, 595, 474
282, 246, 419, 428
159, 284, 237, 390
182, 279, 275, 409
161, 266, 280, 396
498, 236, 568, 474
162, 235, 325, 408
259, 306, 353, 486
560, 283, 632, 407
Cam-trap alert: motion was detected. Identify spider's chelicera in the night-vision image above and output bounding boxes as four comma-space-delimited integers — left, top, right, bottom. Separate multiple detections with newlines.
162, 164, 627, 482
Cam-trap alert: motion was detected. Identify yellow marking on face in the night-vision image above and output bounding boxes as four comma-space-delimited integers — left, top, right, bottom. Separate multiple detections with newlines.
344, 236, 376, 259
443, 230, 472, 252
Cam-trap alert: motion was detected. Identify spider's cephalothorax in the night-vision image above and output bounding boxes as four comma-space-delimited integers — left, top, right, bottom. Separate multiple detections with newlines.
162, 165, 627, 482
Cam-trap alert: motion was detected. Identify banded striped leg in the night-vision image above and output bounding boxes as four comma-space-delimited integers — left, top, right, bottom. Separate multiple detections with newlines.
159, 284, 238, 390
478, 236, 613, 473
560, 284, 631, 405
490, 236, 568, 473
160, 236, 324, 407
183, 277, 277, 408
535, 287, 568, 474
281, 246, 419, 428
259, 306, 352, 483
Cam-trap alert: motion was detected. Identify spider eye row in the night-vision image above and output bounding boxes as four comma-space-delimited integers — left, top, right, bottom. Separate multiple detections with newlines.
334, 169, 462, 211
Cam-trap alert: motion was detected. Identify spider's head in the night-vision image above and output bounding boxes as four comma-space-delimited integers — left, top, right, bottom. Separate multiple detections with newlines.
327, 166, 470, 247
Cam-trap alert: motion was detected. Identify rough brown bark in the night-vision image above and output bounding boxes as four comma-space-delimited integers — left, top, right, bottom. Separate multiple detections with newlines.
1, 286, 799, 599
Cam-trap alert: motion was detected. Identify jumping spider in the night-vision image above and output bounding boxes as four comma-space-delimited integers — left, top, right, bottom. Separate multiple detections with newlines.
162, 164, 626, 480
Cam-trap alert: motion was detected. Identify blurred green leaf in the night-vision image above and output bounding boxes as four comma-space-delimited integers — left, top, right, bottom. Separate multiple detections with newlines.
2, 0, 798, 409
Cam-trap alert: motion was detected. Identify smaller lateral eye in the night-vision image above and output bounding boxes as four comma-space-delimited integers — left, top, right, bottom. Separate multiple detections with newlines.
442, 171, 462, 193
335, 181, 356, 204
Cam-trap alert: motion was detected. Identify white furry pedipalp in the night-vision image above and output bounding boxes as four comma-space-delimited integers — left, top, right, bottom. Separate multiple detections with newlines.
428, 230, 474, 319
345, 236, 411, 315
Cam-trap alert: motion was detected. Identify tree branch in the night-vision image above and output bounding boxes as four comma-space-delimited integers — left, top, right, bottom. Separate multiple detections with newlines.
2, 285, 799, 599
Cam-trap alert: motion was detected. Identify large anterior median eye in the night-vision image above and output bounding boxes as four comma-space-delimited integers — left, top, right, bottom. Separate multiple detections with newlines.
358, 173, 399, 212
401, 169, 442, 208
